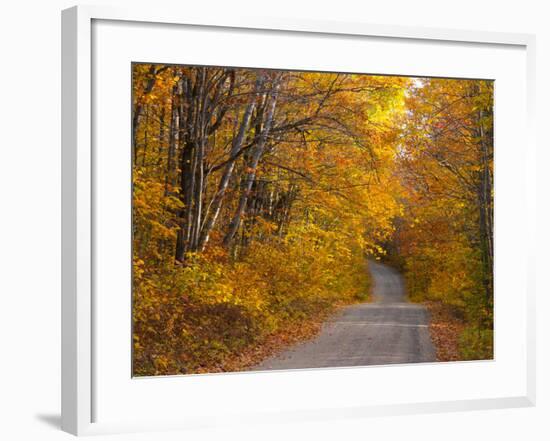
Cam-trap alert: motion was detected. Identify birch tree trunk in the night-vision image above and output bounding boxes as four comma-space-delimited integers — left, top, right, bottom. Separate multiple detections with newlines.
223, 75, 282, 246
198, 74, 265, 249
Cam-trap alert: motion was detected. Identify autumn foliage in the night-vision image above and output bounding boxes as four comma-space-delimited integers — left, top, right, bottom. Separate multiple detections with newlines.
132, 64, 493, 375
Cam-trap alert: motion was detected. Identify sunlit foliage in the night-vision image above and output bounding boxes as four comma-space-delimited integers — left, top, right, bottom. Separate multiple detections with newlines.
132, 65, 493, 375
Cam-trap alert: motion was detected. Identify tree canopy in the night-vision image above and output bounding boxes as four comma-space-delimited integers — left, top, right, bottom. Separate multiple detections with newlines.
132, 64, 493, 375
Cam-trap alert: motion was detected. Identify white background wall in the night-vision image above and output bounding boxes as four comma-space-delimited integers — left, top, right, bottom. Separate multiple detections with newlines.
0, 1, 547, 440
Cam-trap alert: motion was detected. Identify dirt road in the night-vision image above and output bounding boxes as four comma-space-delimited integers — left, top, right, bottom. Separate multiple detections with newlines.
254, 260, 436, 370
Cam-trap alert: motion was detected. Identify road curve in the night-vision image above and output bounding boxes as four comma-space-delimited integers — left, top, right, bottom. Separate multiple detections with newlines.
253, 260, 436, 370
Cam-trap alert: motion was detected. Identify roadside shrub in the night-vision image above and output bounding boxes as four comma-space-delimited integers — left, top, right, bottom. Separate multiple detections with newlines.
458, 326, 494, 361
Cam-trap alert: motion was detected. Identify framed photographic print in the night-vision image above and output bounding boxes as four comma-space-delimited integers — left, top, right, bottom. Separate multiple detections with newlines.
62, 5, 536, 436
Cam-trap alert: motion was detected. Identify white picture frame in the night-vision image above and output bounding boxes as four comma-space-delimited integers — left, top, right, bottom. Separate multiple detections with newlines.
62, 5, 536, 436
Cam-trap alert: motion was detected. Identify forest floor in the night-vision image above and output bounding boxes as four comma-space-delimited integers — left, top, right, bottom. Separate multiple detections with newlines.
424, 301, 466, 362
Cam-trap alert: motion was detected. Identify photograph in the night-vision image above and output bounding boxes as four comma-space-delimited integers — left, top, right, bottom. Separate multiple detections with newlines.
131, 63, 494, 377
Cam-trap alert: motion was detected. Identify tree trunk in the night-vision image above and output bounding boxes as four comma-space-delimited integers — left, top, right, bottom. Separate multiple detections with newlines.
198, 74, 265, 249
165, 85, 179, 195
223, 76, 281, 246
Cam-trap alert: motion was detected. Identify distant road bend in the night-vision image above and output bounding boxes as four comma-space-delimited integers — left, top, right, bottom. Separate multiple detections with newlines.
254, 260, 436, 370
